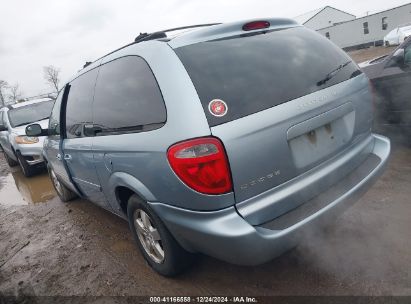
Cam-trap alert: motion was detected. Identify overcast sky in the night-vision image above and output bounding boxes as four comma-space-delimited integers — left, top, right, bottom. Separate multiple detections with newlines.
0, 0, 410, 97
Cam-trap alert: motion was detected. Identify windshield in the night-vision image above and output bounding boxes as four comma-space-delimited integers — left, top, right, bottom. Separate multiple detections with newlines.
8, 100, 55, 128
175, 26, 361, 126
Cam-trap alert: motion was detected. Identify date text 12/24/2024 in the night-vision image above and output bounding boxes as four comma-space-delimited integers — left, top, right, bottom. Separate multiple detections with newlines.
149, 297, 258, 303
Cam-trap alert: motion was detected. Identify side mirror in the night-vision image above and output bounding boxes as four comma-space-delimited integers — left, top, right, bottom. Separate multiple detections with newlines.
385, 49, 405, 68
26, 124, 46, 136
0, 125, 7, 132
392, 48, 405, 64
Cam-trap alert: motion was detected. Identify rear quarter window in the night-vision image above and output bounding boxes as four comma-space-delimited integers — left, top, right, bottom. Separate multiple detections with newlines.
175, 26, 362, 126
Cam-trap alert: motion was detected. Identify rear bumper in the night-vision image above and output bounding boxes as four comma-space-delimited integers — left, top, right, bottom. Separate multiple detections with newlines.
150, 133, 390, 265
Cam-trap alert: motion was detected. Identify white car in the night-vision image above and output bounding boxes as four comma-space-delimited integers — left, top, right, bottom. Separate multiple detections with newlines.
384, 24, 411, 46
0, 98, 54, 177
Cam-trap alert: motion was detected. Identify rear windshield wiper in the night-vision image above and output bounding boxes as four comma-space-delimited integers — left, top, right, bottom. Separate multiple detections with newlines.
317, 61, 352, 86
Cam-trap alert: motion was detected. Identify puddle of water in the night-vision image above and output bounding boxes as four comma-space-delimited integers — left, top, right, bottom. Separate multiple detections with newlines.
0, 169, 56, 206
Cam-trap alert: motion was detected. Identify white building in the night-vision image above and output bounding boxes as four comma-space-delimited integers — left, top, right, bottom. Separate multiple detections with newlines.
295, 3, 411, 50
294, 6, 355, 31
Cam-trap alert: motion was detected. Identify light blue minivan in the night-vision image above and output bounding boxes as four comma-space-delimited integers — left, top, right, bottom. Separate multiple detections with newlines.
26, 19, 390, 276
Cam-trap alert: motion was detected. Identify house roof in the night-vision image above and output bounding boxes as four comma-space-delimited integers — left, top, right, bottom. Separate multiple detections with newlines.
316, 2, 411, 31
294, 7, 325, 24
294, 6, 355, 25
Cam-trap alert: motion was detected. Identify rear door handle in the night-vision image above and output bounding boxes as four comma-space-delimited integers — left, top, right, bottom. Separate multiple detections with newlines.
56, 154, 62, 161
64, 154, 72, 161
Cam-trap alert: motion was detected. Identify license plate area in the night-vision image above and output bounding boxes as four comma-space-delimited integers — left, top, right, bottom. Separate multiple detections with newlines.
287, 104, 355, 169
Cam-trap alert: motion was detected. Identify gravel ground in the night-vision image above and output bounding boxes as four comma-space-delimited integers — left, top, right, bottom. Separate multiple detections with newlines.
1, 141, 411, 299
347, 45, 396, 63
1, 46, 410, 301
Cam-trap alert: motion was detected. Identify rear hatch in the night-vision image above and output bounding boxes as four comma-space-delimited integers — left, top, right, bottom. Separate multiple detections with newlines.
174, 24, 372, 216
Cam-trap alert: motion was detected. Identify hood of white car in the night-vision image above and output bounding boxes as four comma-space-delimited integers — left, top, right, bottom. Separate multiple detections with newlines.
12, 119, 49, 136
400, 27, 411, 36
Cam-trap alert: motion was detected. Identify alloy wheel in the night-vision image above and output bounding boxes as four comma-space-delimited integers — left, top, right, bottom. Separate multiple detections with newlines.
133, 209, 165, 264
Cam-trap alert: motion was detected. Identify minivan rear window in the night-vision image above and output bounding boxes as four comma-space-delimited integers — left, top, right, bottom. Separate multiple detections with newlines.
175, 26, 361, 126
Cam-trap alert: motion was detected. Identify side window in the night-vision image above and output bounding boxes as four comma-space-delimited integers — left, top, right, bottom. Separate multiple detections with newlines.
48, 89, 64, 136
65, 69, 99, 139
405, 44, 411, 65
382, 17, 388, 30
93, 56, 166, 135
363, 22, 369, 35
0, 111, 7, 128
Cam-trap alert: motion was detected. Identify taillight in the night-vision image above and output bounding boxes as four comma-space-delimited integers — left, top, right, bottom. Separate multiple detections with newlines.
242, 21, 270, 31
167, 137, 232, 195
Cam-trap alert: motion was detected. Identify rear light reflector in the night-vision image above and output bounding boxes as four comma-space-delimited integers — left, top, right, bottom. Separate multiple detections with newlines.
242, 21, 270, 31
167, 137, 232, 195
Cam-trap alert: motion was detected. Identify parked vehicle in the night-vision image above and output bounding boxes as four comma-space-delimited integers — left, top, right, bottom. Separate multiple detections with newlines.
384, 23, 411, 46
360, 37, 411, 140
0, 98, 54, 177
26, 19, 390, 276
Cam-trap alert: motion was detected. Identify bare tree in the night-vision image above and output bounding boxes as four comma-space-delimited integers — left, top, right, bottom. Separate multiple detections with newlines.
0, 80, 8, 107
43, 65, 60, 94
8, 83, 21, 103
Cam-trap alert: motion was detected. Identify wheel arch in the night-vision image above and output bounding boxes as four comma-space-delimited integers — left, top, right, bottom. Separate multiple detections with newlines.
116, 186, 138, 215
9, 145, 18, 161
10, 143, 18, 155
109, 172, 157, 215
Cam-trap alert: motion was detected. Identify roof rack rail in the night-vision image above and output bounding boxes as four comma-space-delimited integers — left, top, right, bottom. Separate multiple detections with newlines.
83, 61, 92, 68
80, 23, 221, 72
134, 23, 221, 42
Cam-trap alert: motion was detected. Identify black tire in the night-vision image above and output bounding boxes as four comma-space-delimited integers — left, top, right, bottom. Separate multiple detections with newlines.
47, 165, 77, 202
2, 147, 18, 167
127, 194, 194, 276
16, 151, 36, 177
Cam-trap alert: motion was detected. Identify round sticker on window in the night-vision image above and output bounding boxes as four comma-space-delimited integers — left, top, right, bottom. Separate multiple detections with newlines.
208, 99, 228, 117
